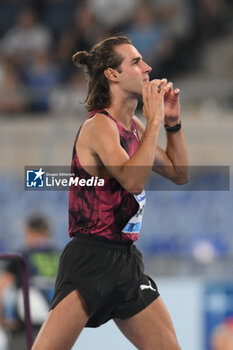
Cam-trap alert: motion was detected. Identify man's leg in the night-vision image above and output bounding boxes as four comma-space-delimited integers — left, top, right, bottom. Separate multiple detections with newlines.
32, 290, 89, 350
114, 296, 181, 350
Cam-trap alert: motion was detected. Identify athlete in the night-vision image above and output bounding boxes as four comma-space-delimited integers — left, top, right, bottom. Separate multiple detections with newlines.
32, 36, 188, 350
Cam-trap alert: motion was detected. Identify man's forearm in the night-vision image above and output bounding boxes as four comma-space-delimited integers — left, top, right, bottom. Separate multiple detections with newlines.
119, 120, 162, 193
165, 128, 189, 182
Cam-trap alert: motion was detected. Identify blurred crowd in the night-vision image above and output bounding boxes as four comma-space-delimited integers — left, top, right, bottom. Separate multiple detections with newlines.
0, 0, 231, 115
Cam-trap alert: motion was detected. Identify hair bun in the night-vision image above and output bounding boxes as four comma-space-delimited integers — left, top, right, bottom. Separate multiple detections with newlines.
72, 51, 89, 67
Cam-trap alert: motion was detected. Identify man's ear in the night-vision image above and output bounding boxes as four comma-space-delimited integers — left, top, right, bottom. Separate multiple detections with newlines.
104, 68, 119, 82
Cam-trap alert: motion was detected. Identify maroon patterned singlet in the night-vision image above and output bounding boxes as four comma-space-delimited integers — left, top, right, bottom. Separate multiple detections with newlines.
69, 109, 146, 242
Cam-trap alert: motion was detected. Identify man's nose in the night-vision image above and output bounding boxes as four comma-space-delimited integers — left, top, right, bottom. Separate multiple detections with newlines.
143, 61, 152, 73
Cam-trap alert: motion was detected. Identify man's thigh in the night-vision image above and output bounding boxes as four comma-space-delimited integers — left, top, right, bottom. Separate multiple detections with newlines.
114, 296, 181, 350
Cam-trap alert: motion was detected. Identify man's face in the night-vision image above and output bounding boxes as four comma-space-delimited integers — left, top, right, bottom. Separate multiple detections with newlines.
114, 44, 152, 96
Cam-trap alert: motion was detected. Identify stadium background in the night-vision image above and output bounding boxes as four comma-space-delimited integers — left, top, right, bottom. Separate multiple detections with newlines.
0, 0, 232, 349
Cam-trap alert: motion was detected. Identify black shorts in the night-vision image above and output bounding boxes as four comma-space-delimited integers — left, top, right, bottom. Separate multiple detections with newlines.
50, 234, 160, 328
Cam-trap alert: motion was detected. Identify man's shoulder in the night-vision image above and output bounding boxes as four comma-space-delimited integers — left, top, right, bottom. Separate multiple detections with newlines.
83, 112, 118, 135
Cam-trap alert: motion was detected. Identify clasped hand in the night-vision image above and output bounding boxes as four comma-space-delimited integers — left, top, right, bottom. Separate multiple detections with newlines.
142, 78, 180, 126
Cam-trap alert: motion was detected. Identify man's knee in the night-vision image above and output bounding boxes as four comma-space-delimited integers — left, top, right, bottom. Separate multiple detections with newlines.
31, 344, 38, 350
165, 339, 181, 350
143, 337, 181, 350
142, 345, 181, 350
165, 336, 181, 350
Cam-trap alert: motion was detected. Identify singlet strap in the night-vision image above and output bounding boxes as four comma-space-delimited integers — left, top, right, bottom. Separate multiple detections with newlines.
86, 109, 108, 120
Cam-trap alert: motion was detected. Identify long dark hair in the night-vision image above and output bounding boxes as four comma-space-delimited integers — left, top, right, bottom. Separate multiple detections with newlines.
72, 36, 131, 111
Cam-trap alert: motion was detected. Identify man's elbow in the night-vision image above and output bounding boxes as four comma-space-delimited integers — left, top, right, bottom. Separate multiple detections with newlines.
172, 174, 190, 185
130, 188, 144, 195
123, 180, 144, 195
126, 184, 144, 195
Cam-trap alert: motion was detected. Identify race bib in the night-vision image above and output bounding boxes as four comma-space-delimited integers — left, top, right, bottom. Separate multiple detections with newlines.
123, 190, 146, 234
